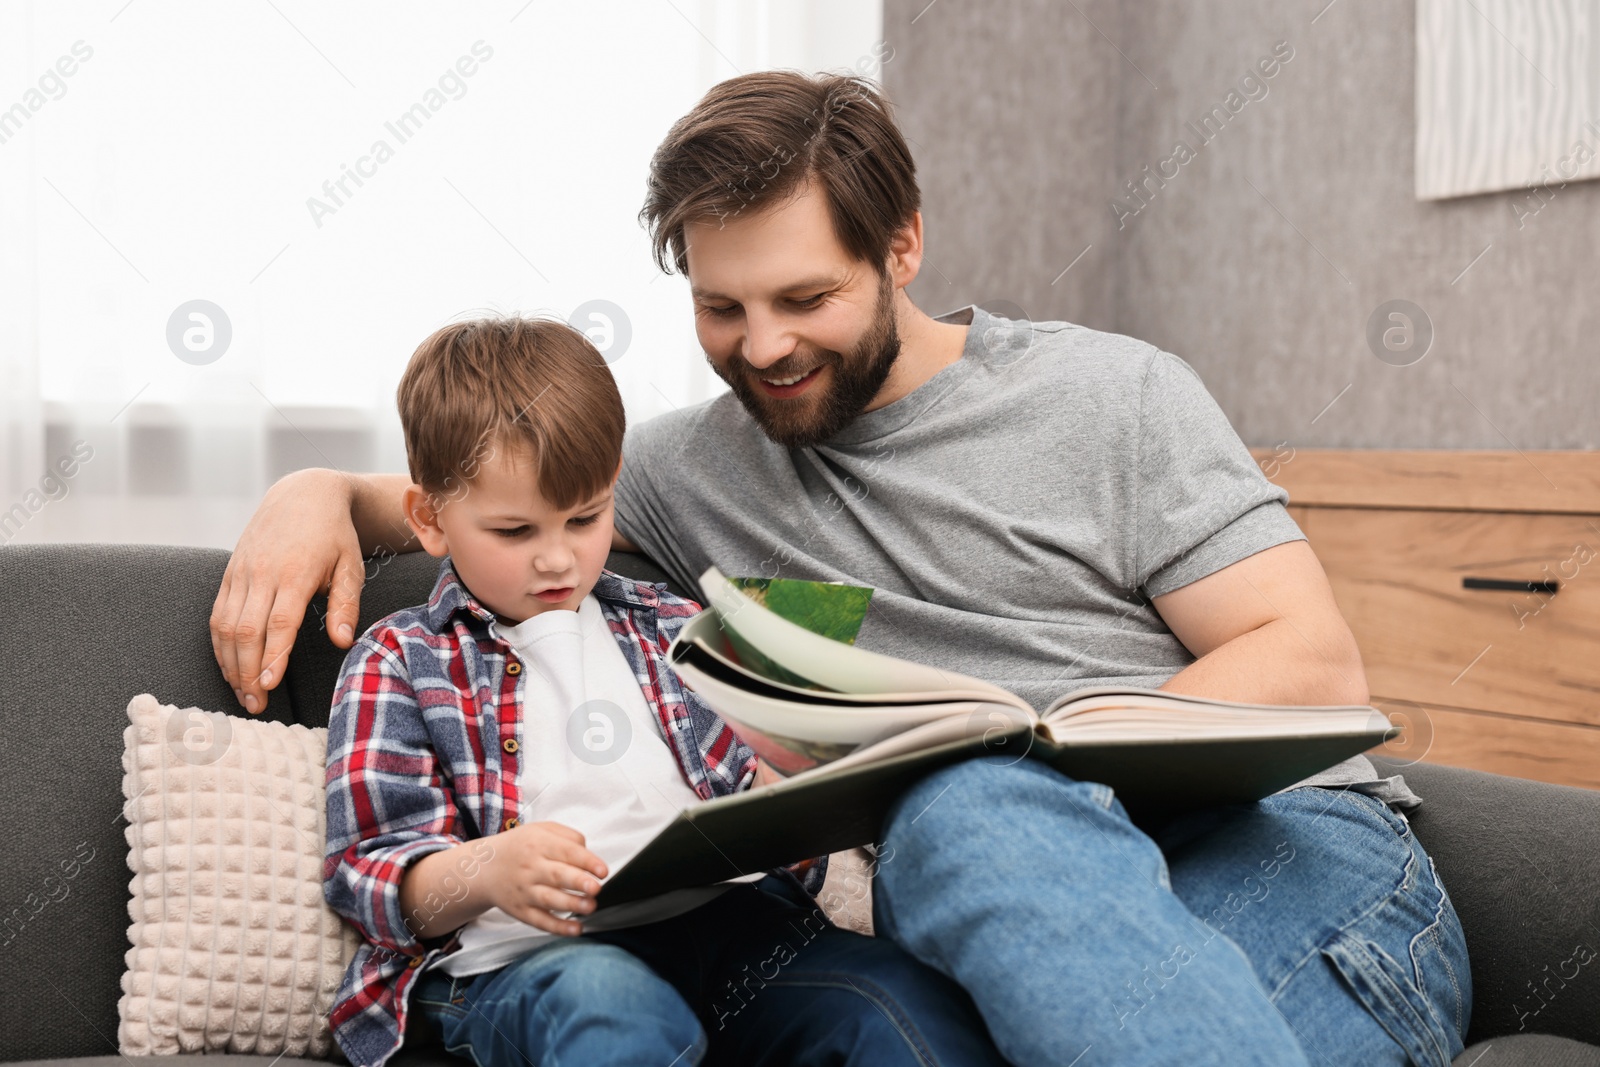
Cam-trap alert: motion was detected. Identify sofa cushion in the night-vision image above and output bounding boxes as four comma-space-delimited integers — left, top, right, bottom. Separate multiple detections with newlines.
2, 542, 1598, 1061
0, 544, 294, 1064
1374, 757, 1600, 1047
1454, 1034, 1600, 1066
119, 694, 357, 1059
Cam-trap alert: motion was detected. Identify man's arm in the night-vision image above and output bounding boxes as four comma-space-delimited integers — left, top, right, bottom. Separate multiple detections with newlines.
1151, 540, 1369, 706
210, 468, 415, 715
212, 468, 640, 714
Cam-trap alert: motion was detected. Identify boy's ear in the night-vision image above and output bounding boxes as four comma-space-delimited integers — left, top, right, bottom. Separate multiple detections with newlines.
613, 455, 624, 483
402, 483, 451, 558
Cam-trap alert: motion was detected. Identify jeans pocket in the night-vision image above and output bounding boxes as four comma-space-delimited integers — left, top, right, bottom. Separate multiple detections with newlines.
410, 971, 466, 1013
1318, 843, 1468, 1067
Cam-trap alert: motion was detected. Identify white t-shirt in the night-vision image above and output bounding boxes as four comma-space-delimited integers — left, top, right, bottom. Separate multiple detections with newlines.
435, 594, 739, 977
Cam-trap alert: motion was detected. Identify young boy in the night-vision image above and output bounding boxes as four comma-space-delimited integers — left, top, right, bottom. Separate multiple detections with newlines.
321, 317, 1002, 1067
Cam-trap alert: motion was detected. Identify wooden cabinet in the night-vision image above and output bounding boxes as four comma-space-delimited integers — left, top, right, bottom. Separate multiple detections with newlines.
1255, 449, 1600, 790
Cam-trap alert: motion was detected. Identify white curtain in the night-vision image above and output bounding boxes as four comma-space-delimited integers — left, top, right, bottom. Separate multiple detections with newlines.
0, 0, 882, 547
1, 5, 44, 523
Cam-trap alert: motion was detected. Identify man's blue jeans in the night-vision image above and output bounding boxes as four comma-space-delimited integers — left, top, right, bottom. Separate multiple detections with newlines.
408, 872, 1006, 1066
875, 757, 1471, 1067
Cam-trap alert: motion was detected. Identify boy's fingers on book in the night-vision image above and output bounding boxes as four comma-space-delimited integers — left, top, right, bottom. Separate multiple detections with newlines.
536, 859, 603, 897
525, 882, 595, 913
505, 902, 583, 937
537, 841, 607, 882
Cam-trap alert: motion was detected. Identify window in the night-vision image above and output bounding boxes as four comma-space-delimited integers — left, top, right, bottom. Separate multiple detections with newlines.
0, 0, 883, 545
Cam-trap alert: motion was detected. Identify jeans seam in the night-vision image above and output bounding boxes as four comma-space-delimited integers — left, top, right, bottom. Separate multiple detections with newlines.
416, 999, 469, 1020
442, 1036, 484, 1067
1264, 791, 1417, 1005
448, 979, 539, 1067
1274, 830, 1460, 1067
1267, 845, 1415, 1003
1334, 931, 1451, 1066
428, 993, 486, 1067
533, 994, 564, 1067
1413, 919, 1459, 1044
761, 970, 945, 1067
1413, 855, 1465, 1038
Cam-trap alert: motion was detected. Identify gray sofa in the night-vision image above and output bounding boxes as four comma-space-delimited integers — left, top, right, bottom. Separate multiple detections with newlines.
2, 543, 1598, 1067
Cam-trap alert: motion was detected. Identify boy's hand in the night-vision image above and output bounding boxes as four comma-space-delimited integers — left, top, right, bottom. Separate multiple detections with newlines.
484, 821, 609, 937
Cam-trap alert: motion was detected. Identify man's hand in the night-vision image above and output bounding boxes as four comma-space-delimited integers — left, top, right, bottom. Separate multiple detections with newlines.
210, 468, 369, 714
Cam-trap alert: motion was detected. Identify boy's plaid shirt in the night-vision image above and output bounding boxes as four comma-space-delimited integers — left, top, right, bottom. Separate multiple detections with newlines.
321, 557, 824, 1067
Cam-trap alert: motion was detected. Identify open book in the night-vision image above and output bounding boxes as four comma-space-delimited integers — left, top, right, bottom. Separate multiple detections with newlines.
594, 567, 1396, 908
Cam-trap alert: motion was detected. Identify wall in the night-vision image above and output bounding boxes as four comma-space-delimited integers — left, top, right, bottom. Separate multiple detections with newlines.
883, 0, 1600, 449
881, 0, 1122, 335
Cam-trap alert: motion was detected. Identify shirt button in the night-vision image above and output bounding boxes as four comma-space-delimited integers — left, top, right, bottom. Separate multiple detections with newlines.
503, 816, 520, 831
502, 738, 519, 754
505, 661, 522, 675
407, 955, 423, 969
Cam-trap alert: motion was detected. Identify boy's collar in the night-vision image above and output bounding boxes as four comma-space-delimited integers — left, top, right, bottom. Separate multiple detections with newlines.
422, 555, 660, 633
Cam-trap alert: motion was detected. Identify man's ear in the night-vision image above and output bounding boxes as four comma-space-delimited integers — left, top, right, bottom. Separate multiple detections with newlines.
401, 483, 451, 558
885, 210, 925, 291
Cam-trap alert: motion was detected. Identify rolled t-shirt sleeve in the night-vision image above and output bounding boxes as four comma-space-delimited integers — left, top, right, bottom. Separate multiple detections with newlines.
1133, 350, 1305, 598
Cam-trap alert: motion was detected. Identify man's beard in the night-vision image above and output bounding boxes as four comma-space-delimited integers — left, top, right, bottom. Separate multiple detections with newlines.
710, 274, 901, 449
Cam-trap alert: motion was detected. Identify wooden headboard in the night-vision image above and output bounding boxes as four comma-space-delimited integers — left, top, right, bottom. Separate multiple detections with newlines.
1249, 448, 1600, 790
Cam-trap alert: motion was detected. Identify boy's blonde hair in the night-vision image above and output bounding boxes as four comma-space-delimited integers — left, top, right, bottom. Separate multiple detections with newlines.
397, 317, 625, 509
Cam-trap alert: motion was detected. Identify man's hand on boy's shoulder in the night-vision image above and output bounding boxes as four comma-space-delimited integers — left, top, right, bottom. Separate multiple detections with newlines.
211, 468, 373, 716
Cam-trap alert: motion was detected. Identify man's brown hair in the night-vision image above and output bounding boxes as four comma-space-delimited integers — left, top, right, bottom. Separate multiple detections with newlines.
641, 70, 920, 276
396, 317, 624, 510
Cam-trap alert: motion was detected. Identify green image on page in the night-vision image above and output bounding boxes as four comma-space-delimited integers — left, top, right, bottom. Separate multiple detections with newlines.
721, 577, 874, 692
728, 576, 874, 644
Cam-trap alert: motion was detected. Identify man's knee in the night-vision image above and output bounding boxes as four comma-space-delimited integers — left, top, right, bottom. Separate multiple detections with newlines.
886, 755, 1112, 845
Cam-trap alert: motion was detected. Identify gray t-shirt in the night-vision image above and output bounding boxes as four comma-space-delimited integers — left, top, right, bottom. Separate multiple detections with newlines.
616, 305, 1416, 807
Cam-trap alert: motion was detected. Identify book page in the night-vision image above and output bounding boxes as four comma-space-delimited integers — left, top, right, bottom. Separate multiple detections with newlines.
679, 611, 1008, 707
762, 701, 1037, 783
1039, 691, 1392, 745
672, 647, 989, 776
702, 566, 1024, 705
1041, 686, 1379, 719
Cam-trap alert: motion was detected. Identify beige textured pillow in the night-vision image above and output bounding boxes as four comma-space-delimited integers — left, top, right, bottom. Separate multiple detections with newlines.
118, 693, 358, 1059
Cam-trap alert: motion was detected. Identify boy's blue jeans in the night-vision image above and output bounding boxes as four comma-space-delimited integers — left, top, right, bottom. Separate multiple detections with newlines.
875, 756, 1471, 1067
407, 871, 1005, 1066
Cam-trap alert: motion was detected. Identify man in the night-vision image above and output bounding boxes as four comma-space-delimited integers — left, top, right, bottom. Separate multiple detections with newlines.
213, 71, 1468, 1066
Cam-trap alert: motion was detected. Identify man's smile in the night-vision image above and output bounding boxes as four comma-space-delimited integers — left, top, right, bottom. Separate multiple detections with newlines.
757, 365, 824, 398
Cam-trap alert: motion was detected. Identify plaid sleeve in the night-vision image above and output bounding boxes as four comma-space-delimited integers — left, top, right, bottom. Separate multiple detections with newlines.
322, 630, 466, 955
652, 588, 760, 795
